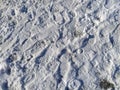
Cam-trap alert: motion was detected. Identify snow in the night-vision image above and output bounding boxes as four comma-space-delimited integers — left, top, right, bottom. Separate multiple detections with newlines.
0, 0, 120, 90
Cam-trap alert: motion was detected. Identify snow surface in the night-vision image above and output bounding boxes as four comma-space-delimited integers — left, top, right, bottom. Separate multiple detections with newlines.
0, 0, 120, 90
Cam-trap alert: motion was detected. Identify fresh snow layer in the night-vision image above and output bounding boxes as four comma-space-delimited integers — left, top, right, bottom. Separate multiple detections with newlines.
0, 0, 120, 90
